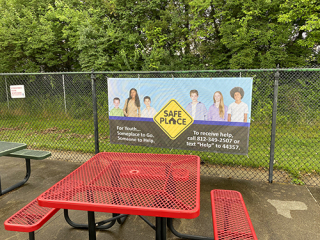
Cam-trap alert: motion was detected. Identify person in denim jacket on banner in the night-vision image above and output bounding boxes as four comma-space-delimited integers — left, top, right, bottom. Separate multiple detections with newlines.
185, 89, 207, 120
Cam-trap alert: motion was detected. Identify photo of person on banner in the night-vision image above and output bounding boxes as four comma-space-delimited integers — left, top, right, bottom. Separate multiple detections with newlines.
185, 90, 207, 120
109, 97, 124, 117
207, 91, 228, 121
123, 88, 141, 117
227, 87, 249, 122
141, 96, 157, 118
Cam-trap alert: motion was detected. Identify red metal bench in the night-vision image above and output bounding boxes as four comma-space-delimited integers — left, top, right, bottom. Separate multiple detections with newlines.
211, 189, 258, 240
4, 198, 59, 240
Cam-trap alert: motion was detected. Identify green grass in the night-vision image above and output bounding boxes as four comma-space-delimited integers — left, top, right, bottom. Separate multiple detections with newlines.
1, 115, 319, 182
1, 115, 96, 152
272, 123, 320, 177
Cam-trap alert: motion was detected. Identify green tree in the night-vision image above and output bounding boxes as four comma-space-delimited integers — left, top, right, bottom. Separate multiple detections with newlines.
189, 0, 313, 69
278, 0, 320, 63
47, 1, 123, 71
0, 0, 80, 72
0, 0, 318, 72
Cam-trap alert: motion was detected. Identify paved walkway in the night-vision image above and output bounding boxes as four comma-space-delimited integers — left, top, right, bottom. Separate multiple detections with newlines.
1, 157, 320, 240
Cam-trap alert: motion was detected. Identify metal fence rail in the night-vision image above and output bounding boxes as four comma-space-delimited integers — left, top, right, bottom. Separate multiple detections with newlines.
0, 69, 319, 186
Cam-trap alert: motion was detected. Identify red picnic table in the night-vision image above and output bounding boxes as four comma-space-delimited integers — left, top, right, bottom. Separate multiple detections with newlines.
37, 152, 210, 240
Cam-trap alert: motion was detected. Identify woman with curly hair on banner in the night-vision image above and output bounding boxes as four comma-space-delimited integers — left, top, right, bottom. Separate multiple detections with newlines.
123, 88, 141, 117
207, 91, 228, 121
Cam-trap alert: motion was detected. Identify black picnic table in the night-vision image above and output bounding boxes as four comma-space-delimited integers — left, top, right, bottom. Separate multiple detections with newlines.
0, 141, 27, 157
0, 141, 51, 195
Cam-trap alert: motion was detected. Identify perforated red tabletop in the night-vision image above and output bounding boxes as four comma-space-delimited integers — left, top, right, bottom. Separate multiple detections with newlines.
38, 152, 200, 219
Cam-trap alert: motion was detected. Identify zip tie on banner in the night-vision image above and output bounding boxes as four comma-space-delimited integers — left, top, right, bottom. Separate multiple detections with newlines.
172, 74, 174, 80
138, 74, 140, 80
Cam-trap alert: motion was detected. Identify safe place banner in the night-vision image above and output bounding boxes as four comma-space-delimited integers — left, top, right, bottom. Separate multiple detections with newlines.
108, 78, 253, 155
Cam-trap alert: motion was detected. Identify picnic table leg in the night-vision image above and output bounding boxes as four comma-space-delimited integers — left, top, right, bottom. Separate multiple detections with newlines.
155, 217, 166, 240
139, 216, 156, 230
161, 218, 166, 239
29, 232, 35, 240
64, 209, 121, 229
113, 213, 128, 224
96, 213, 128, 227
167, 218, 214, 240
88, 211, 96, 240
0, 158, 31, 195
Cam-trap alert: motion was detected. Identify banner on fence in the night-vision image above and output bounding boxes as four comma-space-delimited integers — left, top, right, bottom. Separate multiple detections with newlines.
108, 78, 253, 155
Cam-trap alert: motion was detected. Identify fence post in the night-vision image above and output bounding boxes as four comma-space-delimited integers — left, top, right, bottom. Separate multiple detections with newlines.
5, 76, 9, 109
62, 74, 67, 114
269, 68, 279, 183
91, 70, 99, 154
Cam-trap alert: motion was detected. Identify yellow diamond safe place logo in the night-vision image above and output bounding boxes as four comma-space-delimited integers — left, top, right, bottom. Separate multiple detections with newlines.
153, 99, 194, 140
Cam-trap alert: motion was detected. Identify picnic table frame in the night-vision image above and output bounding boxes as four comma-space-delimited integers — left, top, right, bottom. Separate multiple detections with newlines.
0, 141, 27, 195
38, 152, 210, 240
0, 141, 51, 196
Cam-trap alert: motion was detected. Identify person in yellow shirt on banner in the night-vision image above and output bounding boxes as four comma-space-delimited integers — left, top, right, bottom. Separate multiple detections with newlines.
123, 88, 141, 117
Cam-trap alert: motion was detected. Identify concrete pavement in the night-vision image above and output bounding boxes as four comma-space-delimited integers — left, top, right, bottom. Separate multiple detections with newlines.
1, 156, 320, 240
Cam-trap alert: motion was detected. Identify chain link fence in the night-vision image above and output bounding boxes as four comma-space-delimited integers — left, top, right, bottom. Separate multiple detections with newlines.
0, 69, 319, 185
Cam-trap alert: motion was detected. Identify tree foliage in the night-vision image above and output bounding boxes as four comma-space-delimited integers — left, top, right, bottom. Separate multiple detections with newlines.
0, 0, 318, 72
278, 0, 320, 63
